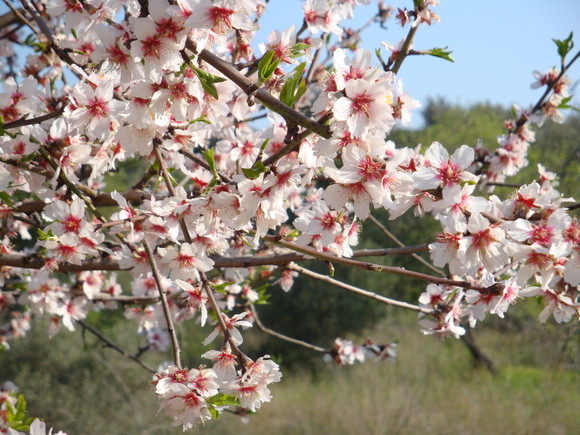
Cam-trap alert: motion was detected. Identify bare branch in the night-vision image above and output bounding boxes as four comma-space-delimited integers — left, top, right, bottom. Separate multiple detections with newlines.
249, 303, 327, 353
142, 240, 181, 369
368, 215, 445, 276
77, 319, 156, 374
287, 262, 433, 314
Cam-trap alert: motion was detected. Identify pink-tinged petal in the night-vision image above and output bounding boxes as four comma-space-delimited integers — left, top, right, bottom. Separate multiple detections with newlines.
130, 17, 157, 40
424, 141, 448, 167
467, 212, 489, 234
332, 97, 352, 121
95, 79, 114, 101
451, 145, 475, 169
413, 167, 439, 190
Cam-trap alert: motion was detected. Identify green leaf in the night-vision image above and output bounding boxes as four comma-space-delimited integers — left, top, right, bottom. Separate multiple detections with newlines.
201, 148, 217, 177
192, 66, 226, 99
37, 228, 56, 241
165, 168, 179, 186
71, 28, 78, 39
557, 95, 580, 112
207, 393, 241, 407
425, 47, 454, 63
211, 281, 236, 295
209, 406, 219, 419
15, 394, 27, 421
258, 50, 281, 83
241, 167, 264, 179
0, 191, 13, 207
176, 61, 189, 76
552, 32, 574, 60
241, 160, 267, 180
259, 138, 270, 154
295, 78, 307, 103
188, 116, 211, 125
280, 62, 307, 107
291, 42, 311, 58
255, 284, 271, 305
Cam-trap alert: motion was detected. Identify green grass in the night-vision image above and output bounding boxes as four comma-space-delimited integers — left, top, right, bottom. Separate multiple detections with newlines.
2, 312, 579, 435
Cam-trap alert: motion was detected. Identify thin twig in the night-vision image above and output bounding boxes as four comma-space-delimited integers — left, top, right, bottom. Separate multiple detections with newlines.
200, 273, 249, 371
484, 182, 522, 188
2, 1, 38, 38
179, 148, 231, 183
305, 32, 326, 85
0, 155, 54, 178
142, 240, 181, 369
390, 22, 419, 74
77, 319, 156, 374
266, 236, 488, 292
191, 44, 332, 139
2, 106, 65, 130
19, 0, 86, 76
368, 214, 445, 276
286, 262, 433, 314
262, 112, 333, 167
249, 303, 327, 353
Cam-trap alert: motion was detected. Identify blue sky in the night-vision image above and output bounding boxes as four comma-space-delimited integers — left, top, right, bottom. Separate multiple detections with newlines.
257, 0, 580, 127
1, 1, 578, 128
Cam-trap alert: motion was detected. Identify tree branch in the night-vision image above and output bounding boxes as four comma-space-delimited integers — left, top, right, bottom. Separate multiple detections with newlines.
190, 43, 332, 140
249, 303, 327, 353
142, 240, 181, 369
286, 262, 433, 314
266, 236, 487, 291
0, 244, 432, 272
78, 319, 156, 374
2, 105, 65, 130
368, 214, 445, 276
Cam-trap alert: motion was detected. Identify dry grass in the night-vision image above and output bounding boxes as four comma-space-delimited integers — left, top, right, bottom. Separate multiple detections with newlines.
190, 316, 580, 435
3, 313, 579, 435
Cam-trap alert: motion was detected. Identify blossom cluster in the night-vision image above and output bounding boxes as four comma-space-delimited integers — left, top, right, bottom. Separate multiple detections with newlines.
326, 338, 398, 365
0, 0, 577, 429
155, 353, 281, 429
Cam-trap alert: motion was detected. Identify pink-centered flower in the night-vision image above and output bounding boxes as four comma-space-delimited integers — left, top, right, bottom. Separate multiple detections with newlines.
332, 79, 395, 136
413, 142, 478, 192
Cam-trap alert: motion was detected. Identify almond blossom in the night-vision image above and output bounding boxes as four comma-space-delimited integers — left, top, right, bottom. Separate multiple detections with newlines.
332, 78, 395, 136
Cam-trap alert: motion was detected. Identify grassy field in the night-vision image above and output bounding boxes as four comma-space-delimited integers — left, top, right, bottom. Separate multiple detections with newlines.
195, 316, 580, 435
3, 308, 579, 435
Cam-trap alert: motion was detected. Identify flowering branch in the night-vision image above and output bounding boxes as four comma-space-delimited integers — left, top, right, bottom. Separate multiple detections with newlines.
192, 44, 332, 139
266, 236, 488, 292
0, 244, 432, 272
200, 273, 250, 371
